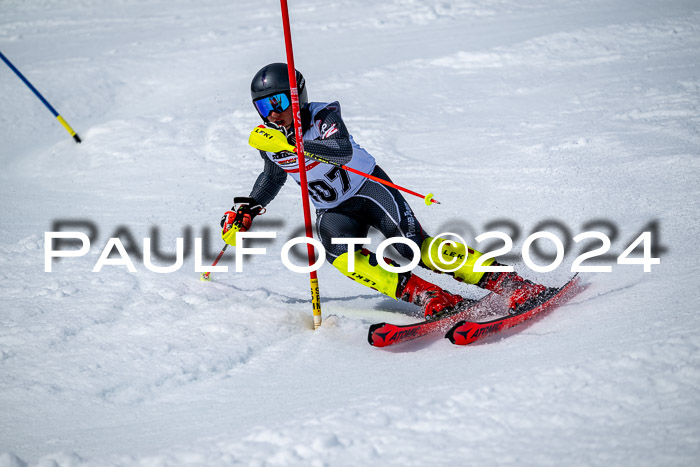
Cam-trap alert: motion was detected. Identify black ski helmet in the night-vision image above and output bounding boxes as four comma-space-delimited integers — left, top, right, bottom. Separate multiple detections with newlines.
250, 63, 307, 119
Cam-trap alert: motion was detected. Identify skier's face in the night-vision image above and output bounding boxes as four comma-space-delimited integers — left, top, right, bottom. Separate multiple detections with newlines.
268, 106, 293, 131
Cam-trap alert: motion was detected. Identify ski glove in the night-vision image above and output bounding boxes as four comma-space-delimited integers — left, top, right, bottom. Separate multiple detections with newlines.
220, 197, 264, 246
248, 122, 296, 154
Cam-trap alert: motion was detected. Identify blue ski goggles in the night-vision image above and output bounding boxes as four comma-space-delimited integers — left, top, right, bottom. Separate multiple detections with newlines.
253, 92, 291, 117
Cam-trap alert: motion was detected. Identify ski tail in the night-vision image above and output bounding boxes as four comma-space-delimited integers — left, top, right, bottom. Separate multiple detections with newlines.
368, 296, 487, 348
446, 274, 582, 346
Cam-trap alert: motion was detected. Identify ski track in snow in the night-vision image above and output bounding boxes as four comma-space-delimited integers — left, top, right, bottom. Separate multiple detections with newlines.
1, 0, 700, 465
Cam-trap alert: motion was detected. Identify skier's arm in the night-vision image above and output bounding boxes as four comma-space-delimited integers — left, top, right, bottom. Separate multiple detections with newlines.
249, 152, 288, 207
220, 155, 286, 247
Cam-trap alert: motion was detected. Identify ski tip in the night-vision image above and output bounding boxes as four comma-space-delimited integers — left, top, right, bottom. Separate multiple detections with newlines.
561, 273, 581, 291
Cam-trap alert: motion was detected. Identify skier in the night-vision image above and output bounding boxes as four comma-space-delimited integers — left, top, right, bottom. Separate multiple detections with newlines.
221, 63, 553, 318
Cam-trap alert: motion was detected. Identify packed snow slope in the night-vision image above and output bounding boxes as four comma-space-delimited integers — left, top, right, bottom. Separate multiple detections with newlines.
1, 0, 699, 465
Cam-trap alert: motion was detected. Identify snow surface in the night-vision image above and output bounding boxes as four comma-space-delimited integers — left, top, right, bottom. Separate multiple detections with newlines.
1, 0, 699, 465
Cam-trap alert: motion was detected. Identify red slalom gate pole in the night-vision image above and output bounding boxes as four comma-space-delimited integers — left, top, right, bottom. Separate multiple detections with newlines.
280, 0, 322, 329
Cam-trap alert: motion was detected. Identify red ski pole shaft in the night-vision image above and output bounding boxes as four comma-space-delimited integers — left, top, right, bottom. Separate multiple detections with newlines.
280, 0, 322, 329
302, 150, 440, 206
342, 164, 439, 205
200, 244, 228, 281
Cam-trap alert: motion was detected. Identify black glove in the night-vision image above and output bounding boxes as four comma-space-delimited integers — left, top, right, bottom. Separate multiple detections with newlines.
220, 197, 264, 234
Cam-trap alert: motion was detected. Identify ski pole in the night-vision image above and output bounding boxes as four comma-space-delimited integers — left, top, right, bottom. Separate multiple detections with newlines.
200, 244, 228, 281
249, 126, 440, 206
280, 0, 323, 330
310, 153, 439, 206
0, 50, 81, 143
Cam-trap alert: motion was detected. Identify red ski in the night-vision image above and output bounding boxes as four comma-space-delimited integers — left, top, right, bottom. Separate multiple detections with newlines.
368, 294, 496, 348
445, 274, 582, 346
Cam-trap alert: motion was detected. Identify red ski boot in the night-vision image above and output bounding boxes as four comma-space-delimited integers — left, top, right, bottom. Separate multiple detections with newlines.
477, 268, 554, 314
398, 274, 464, 319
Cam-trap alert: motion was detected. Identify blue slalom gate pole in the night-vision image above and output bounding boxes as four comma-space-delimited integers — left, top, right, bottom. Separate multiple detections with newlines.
1, 50, 81, 143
